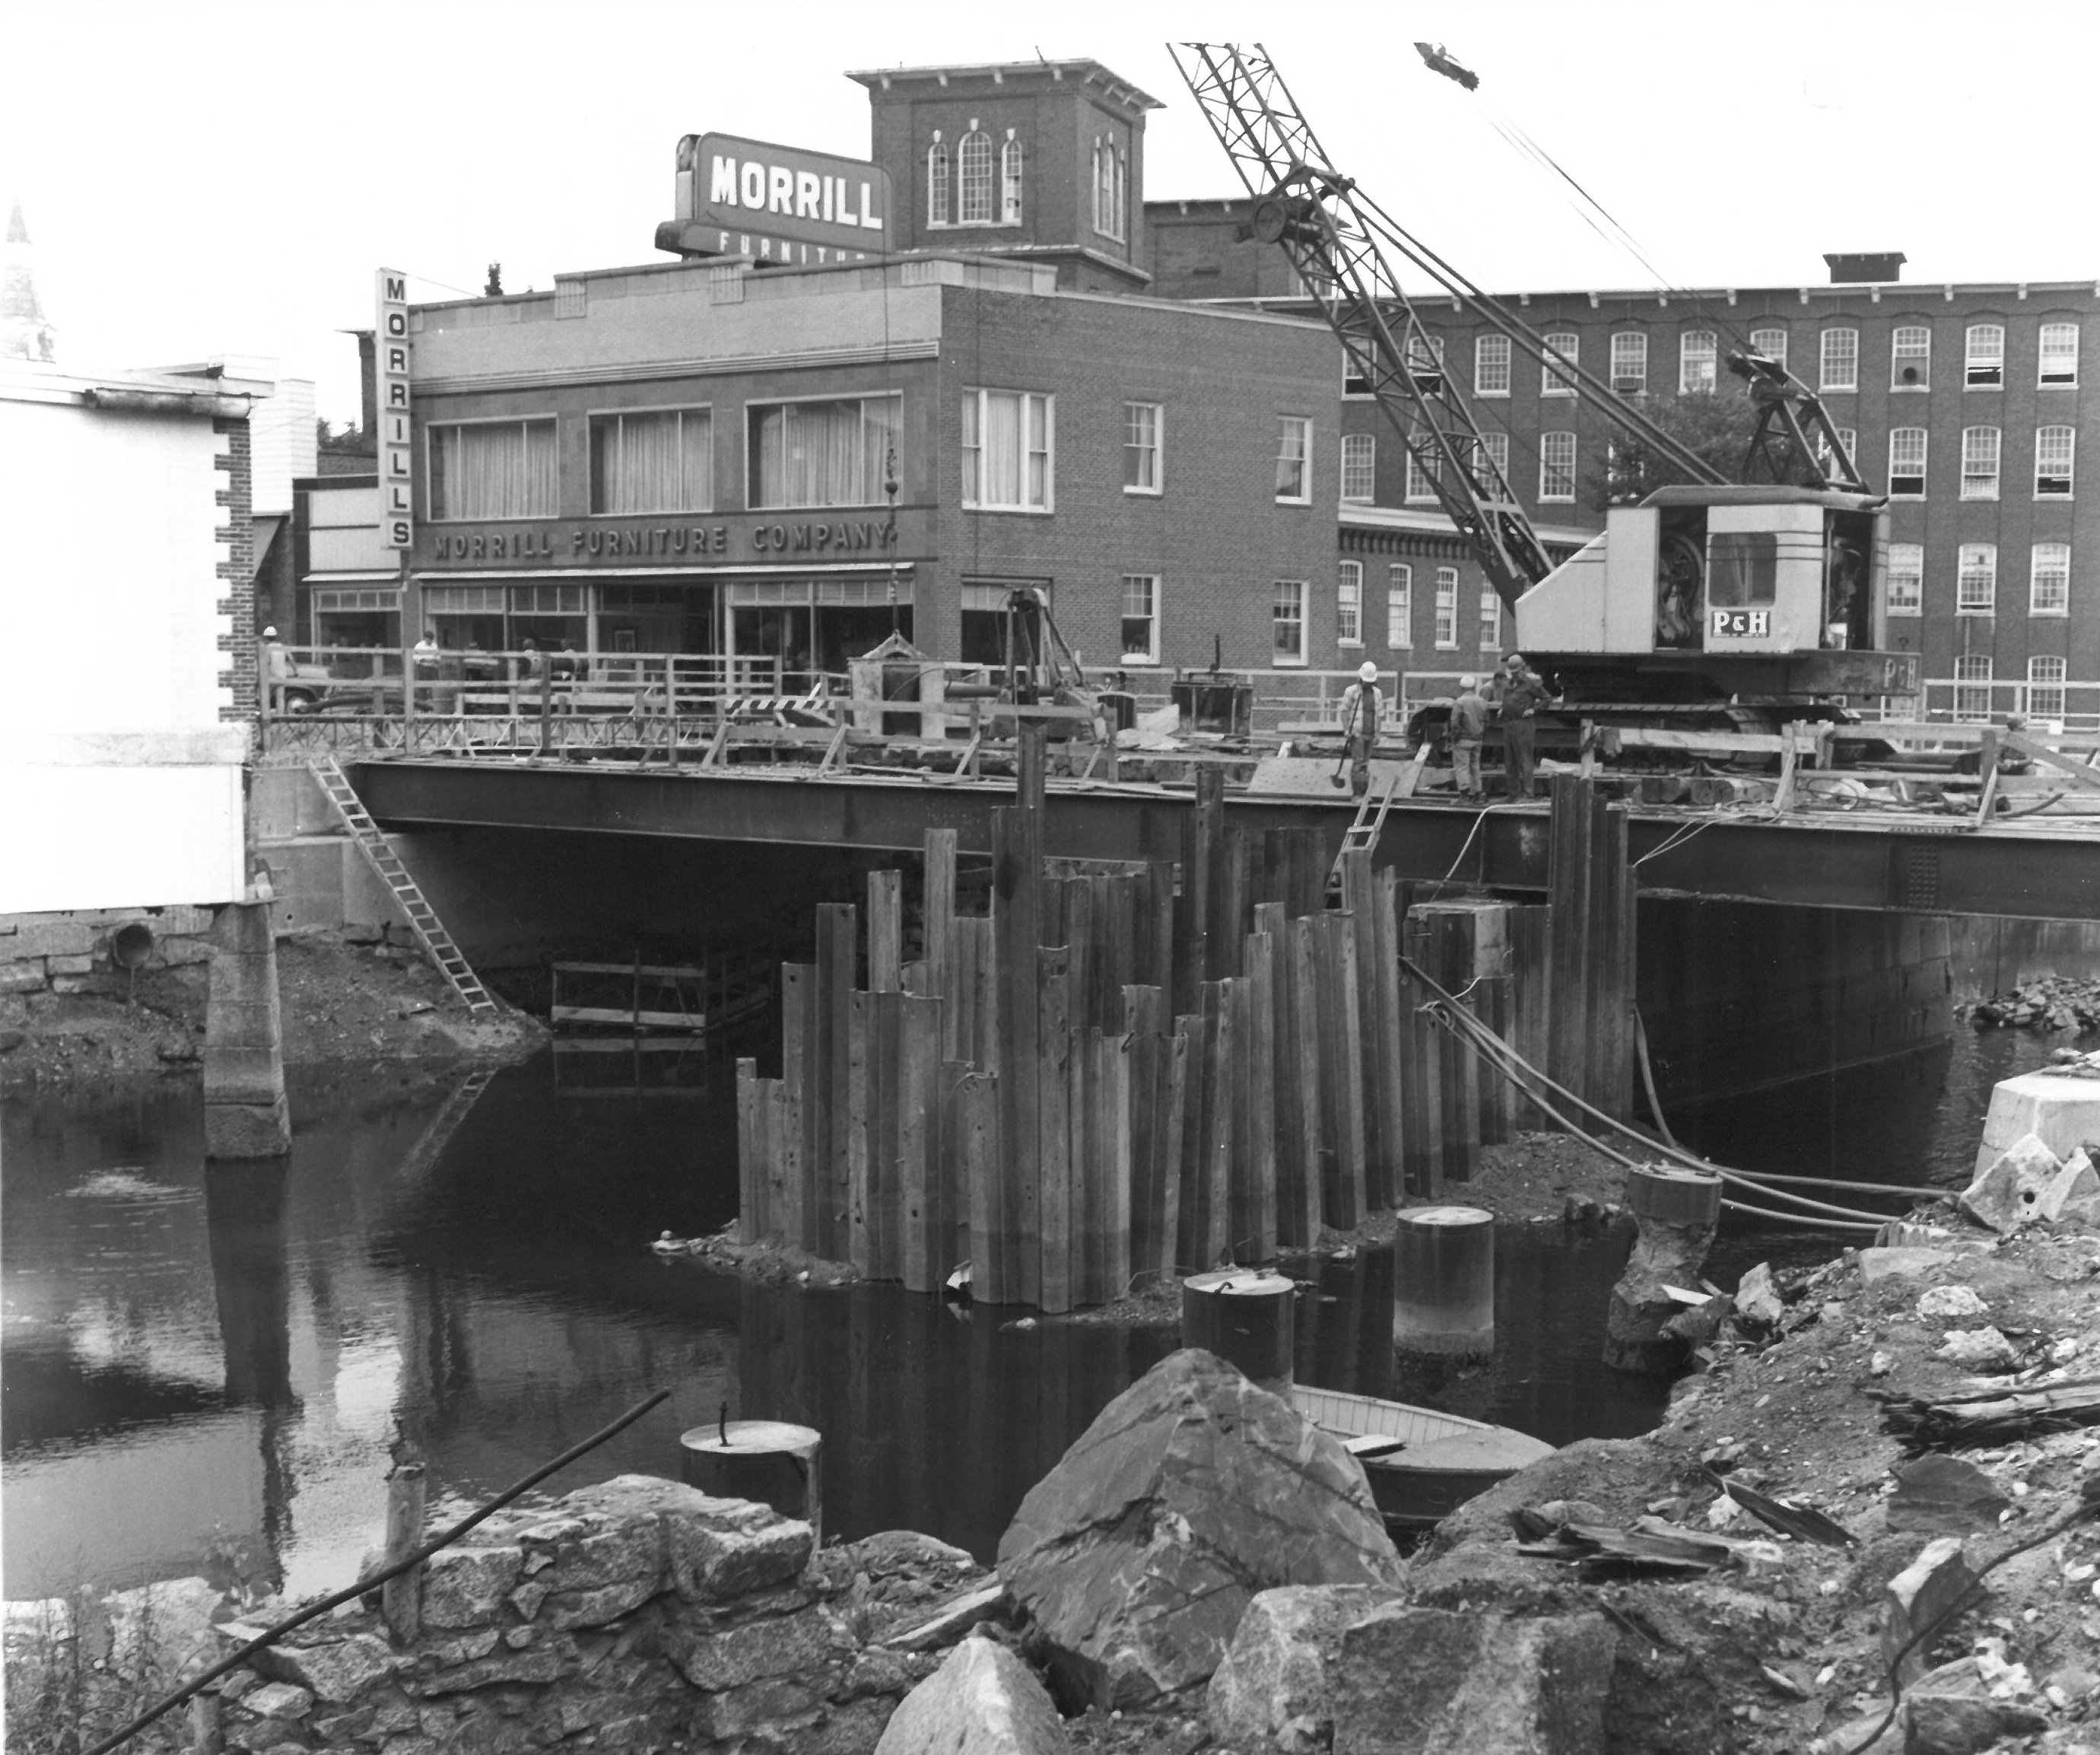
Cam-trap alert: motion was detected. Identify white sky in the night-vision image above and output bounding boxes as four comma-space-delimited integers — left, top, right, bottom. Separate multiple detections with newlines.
7, 0, 2095, 424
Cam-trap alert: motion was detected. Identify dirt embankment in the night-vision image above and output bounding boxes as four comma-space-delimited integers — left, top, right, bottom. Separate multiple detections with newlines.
0, 931, 545, 1096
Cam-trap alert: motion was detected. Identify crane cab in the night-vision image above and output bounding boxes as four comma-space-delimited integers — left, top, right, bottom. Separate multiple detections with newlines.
1515, 485, 1917, 698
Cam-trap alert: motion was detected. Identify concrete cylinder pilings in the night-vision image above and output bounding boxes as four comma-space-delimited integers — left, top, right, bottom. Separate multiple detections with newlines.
1180, 1268, 1297, 1393
1603, 1165, 1724, 1377
680, 1420, 824, 1544
1391, 1205, 1496, 1359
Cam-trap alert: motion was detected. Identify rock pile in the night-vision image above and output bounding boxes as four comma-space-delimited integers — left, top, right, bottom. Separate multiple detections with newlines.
1963, 976, 2100, 1033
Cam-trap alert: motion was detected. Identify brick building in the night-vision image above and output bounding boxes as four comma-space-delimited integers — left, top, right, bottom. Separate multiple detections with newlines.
1147, 201, 2095, 720
384, 60, 1346, 688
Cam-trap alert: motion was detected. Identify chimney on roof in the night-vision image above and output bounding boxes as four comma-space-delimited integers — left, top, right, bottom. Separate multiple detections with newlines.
1824, 251, 1905, 285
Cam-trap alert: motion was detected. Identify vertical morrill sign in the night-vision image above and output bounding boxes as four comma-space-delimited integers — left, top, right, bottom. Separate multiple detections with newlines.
672, 133, 891, 262
375, 268, 413, 549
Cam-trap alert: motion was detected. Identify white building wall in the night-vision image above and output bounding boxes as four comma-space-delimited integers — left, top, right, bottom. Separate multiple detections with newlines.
0, 368, 251, 911
250, 375, 316, 513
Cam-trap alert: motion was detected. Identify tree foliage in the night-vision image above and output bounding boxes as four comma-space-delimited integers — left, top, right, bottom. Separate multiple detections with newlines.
1596, 388, 1763, 505
316, 417, 370, 456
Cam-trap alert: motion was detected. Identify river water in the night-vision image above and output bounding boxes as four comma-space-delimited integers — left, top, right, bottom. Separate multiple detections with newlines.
0, 1024, 2060, 1601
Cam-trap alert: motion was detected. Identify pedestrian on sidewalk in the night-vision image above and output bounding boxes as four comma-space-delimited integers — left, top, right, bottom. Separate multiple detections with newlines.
1338, 660, 1384, 798
1451, 675, 1488, 803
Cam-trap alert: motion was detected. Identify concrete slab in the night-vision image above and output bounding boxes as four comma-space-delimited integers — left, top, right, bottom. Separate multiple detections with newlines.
1975, 1073, 2100, 1173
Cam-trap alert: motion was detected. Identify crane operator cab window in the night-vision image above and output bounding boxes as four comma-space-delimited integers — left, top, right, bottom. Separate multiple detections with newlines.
1706, 533, 1778, 640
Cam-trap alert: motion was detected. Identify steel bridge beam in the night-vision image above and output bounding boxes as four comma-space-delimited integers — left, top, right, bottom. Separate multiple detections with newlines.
347, 760, 2100, 924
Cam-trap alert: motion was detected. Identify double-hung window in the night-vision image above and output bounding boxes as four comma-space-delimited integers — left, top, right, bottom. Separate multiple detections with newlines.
961, 389, 1052, 510
1339, 433, 1376, 503
1541, 332, 1579, 396
1272, 581, 1307, 666
1954, 656, 1993, 720
1956, 542, 1997, 613
2029, 657, 2068, 723
2030, 543, 2071, 615
1337, 560, 1364, 647
751, 397, 898, 508
1479, 590, 1501, 652
1965, 324, 2004, 387
1889, 428, 1927, 497
1961, 427, 2000, 500
1891, 326, 1930, 390
1274, 416, 1311, 504
1386, 564, 1412, 648
1123, 402, 1161, 494
1120, 574, 1160, 663
1886, 542, 1924, 615
1092, 137, 1126, 242
1749, 326, 1788, 368
1610, 332, 1647, 394
2039, 323, 2079, 386
589, 408, 711, 514
1539, 431, 1576, 502
1000, 136, 1024, 223
1403, 445, 1438, 504
1821, 427, 1859, 481
429, 418, 558, 520
2035, 427, 2075, 498
1820, 329, 1858, 392
1478, 430, 1510, 491
1433, 568, 1459, 648
1475, 334, 1511, 396
1679, 331, 1717, 393
926, 138, 951, 227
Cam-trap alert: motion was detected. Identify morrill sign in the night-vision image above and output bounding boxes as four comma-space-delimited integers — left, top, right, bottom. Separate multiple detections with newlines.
670, 132, 892, 262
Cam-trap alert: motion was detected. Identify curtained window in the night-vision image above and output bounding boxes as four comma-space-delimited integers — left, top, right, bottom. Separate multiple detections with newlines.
589, 409, 711, 514
749, 398, 898, 509
429, 420, 557, 520
961, 389, 1053, 510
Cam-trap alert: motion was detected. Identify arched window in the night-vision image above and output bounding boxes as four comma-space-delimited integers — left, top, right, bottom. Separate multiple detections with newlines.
1891, 326, 1930, 389
1000, 135, 1024, 223
958, 129, 993, 224
926, 137, 950, 227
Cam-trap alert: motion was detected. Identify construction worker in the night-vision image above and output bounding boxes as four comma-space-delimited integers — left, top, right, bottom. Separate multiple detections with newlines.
1451, 675, 1488, 803
1496, 653, 1552, 800
1339, 660, 1383, 798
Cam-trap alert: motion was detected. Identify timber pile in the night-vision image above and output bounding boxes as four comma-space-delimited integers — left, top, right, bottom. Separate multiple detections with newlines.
737, 742, 1631, 1312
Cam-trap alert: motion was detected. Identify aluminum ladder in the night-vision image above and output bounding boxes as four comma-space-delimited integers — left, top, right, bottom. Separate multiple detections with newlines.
1329, 769, 1403, 889
309, 756, 495, 1012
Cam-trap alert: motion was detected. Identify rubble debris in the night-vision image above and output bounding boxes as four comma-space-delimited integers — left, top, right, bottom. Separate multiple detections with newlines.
1902, 1654, 2049, 1755
1705, 1475, 1855, 1548
1733, 1261, 1786, 1329
874, 1634, 1071, 1755
1882, 1537, 1978, 1688
1962, 976, 2100, 1033
1914, 1285, 1989, 1320
1514, 1515, 1754, 1577
2039, 1148, 2100, 1222
1206, 1584, 1405, 1755
1933, 1327, 2020, 1371
1959, 1133, 2060, 1232
995, 1349, 1403, 1710
1882, 1377, 2100, 1448
1886, 1455, 2013, 1533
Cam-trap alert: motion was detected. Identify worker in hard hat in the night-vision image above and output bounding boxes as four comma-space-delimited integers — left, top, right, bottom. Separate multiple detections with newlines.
1450, 675, 1488, 803
1495, 653, 1552, 800
1338, 660, 1383, 797
261, 625, 291, 714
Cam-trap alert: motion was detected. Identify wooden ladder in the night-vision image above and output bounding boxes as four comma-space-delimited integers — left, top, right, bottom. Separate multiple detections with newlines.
1330, 769, 1403, 889
309, 756, 495, 1012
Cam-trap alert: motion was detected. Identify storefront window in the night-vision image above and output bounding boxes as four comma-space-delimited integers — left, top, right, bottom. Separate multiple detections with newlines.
749, 398, 898, 508
589, 409, 712, 513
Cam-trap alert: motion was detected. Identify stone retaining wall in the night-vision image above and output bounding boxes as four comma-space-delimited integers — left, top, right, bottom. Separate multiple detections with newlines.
0, 905, 218, 1005
208, 1475, 949, 1753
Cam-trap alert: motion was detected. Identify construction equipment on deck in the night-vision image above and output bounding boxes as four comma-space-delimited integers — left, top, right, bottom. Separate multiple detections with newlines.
310, 756, 494, 1011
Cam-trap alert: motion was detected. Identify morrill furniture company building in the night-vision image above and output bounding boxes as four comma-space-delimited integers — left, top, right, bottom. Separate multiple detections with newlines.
391, 59, 1345, 685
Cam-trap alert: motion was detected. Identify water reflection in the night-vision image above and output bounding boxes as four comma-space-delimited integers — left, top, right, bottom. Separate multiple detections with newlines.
0, 1022, 2063, 1597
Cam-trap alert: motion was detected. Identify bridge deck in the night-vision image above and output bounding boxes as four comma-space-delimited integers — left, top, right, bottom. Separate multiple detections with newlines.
344, 755, 2100, 924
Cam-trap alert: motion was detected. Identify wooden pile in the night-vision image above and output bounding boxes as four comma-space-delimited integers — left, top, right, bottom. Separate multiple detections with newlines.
737, 746, 1628, 1312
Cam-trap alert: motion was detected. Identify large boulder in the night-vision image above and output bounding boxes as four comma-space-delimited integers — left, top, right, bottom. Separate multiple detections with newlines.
996, 1348, 1403, 1710
1207, 1585, 1406, 1755
874, 1635, 1070, 1755
1329, 1604, 1616, 1755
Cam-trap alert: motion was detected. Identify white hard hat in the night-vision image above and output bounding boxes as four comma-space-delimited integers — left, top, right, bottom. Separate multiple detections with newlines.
262, 626, 278, 637
1458, 675, 1477, 689
1357, 660, 1378, 682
